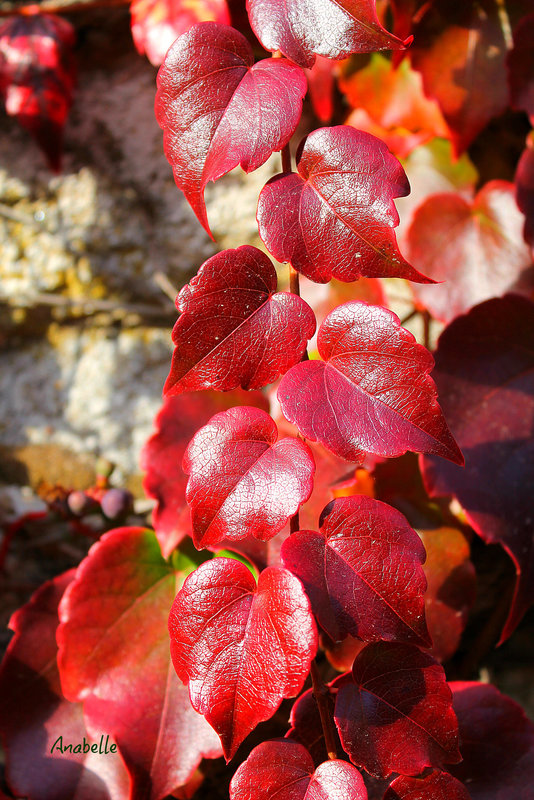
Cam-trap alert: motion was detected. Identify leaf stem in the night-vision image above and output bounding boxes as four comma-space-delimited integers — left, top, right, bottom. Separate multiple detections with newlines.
310, 660, 338, 760
281, 142, 292, 174
289, 509, 300, 534
289, 264, 300, 296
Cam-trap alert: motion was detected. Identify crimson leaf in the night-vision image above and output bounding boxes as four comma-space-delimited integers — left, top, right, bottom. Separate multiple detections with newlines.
57, 528, 222, 800
421, 295, 534, 642
407, 181, 534, 323
0, 571, 130, 800
184, 406, 315, 549
334, 642, 461, 778
164, 246, 315, 395
230, 740, 367, 799
246, 0, 411, 69
281, 495, 430, 646
257, 126, 429, 284
278, 301, 463, 464
155, 22, 306, 236
0, 13, 76, 171
168, 558, 317, 759
286, 681, 347, 765
449, 681, 534, 799
383, 771, 471, 800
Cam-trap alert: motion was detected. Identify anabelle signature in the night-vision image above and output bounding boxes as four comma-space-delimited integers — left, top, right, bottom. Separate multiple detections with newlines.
50, 734, 117, 755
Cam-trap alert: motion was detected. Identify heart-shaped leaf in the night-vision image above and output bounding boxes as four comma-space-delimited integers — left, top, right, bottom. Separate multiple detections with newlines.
246, 0, 411, 68
57, 528, 222, 800
184, 406, 315, 549
383, 771, 471, 800
230, 740, 367, 799
0, 571, 130, 800
130, 0, 230, 66
334, 642, 461, 778
168, 558, 317, 759
141, 389, 268, 557
277, 301, 463, 464
0, 13, 76, 171
407, 181, 534, 323
281, 496, 430, 646
421, 295, 534, 642
164, 246, 316, 395
257, 126, 429, 284
449, 681, 534, 799
155, 22, 306, 235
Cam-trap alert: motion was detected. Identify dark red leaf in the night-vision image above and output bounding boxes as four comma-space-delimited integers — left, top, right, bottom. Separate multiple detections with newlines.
257, 126, 429, 284
164, 246, 316, 395
407, 181, 534, 323
516, 131, 534, 250
277, 301, 463, 464
334, 642, 461, 778
141, 389, 268, 557
155, 22, 306, 235
449, 681, 534, 799
183, 406, 315, 549
507, 12, 534, 121
230, 740, 367, 799
418, 527, 476, 663
409, 1, 508, 154
130, 0, 230, 66
57, 528, 222, 800
383, 770, 471, 800
246, 0, 411, 69
168, 558, 318, 759
281, 496, 430, 646
421, 295, 534, 642
286, 682, 346, 765
0, 13, 76, 171
0, 571, 130, 800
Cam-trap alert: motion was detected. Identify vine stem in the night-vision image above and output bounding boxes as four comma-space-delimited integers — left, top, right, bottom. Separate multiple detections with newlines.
310, 660, 338, 760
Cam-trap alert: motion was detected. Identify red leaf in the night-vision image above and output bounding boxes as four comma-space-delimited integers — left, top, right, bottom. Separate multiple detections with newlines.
334, 642, 461, 778
277, 301, 463, 464
449, 681, 534, 799
420, 295, 534, 642
0, 571, 130, 800
141, 389, 268, 557
230, 740, 367, 799
507, 12, 534, 121
281, 496, 430, 646
168, 558, 318, 759
409, 2, 508, 155
418, 527, 476, 663
57, 528, 222, 800
0, 13, 76, 171
383, 770, 471, 800
305, 56, 338, 123
516, 131, 534, 250
130, 0, 230, 66
183, 406, 315, 549
257, 126, 429, 284
155, 22, 306, 236
286, 681, 347, 765
407, 181, 534, 323
246, 0, 411, 69
164, 246, 316, 395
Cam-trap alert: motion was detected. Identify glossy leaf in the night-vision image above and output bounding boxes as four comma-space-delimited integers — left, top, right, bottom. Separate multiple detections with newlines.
0, 13, 76, 171
130, 0, 230, 66
410, 1, 508, 154
418, 527, 476, 663
449, 681, 534, 799
278, 301, 463, 464
155, 22, 306, 235
246, 0, 411, 68
516, 131, 534, 250
421, 295, 534, 642
164, 246, 315, 395
168, 558, 318, 759
334, 642, 461, 778
407, 181, 534, 323
230, 740, 367, 799
383, 771, 471, 800
507, 12, 534, 121
257, 126, 429, 285
141, 389, 268, 557
184, 406, 315, 549
281, 495, 430, 646
57, 528, 222, 800
0, 571, 130, 800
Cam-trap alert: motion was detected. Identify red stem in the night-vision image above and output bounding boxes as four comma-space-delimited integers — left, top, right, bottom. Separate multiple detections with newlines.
281, 142, 292, 174
310, 660, 338, 760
